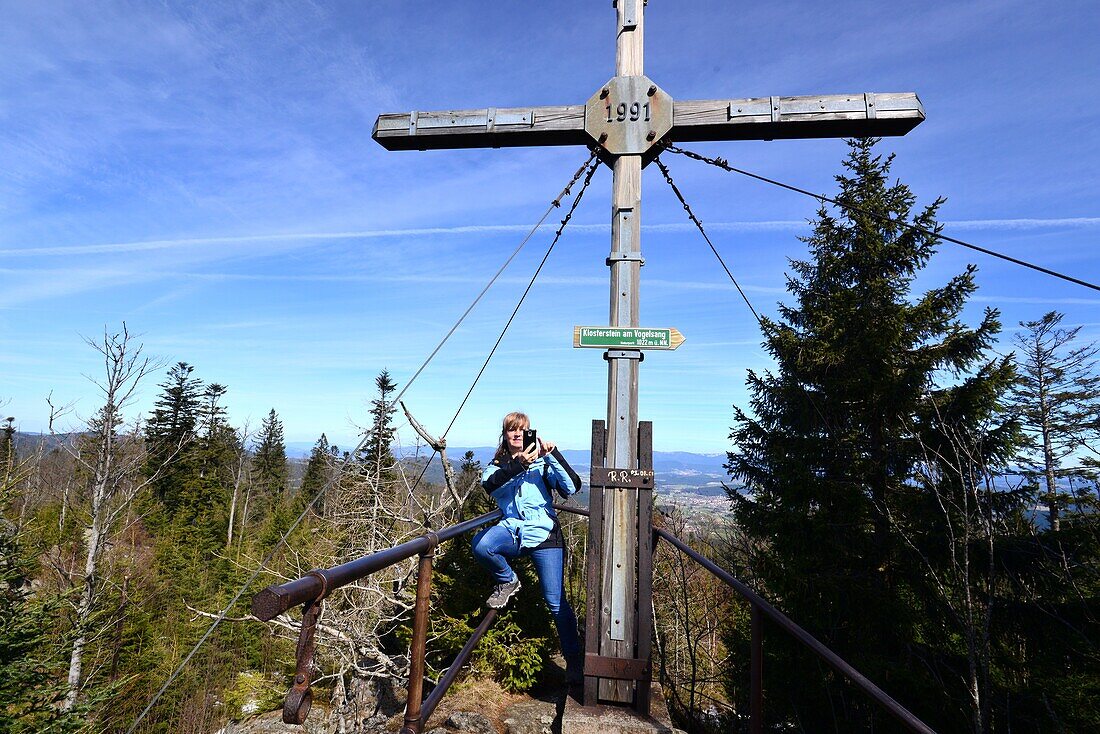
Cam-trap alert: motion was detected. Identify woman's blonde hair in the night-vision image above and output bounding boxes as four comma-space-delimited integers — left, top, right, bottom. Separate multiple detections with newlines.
493, 411, 529, 464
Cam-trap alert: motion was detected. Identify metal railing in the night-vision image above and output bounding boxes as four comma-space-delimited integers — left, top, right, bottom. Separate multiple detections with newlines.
651, 527, 935, 734
253, 503, 933, 734
251, 509, 504, 732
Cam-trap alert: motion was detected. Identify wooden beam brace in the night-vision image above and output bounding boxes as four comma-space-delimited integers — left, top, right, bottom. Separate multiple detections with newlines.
371, 92, 923, 152
671, 91, 925, 142
584, 653, 651, 681
373, 105, 587, 151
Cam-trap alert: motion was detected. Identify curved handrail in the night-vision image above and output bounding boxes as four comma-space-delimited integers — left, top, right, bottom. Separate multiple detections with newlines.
254, 500, 931, 733
653, 527, 935, 734
252, 509, 503, 621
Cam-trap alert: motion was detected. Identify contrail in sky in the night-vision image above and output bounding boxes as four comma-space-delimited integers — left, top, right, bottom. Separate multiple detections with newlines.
2, 218, 1098, 257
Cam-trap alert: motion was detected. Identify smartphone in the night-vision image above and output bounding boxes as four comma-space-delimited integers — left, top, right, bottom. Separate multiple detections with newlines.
522, 429, 537, 452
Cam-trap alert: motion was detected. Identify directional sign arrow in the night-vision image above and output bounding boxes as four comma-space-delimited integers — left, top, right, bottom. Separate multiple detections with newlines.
573, 326, 685, 350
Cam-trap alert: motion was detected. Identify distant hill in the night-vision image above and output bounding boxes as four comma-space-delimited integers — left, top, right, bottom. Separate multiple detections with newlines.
386, 446, 733, 499
12, 431, 79, 454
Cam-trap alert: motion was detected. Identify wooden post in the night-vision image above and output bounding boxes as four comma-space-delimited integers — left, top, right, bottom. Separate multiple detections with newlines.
585, 420, 607, 706
636, 420, 655, 716
600, 0, 645, 705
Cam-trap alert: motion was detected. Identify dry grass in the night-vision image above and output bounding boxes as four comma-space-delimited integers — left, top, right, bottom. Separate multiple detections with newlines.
415, 677, 531, 733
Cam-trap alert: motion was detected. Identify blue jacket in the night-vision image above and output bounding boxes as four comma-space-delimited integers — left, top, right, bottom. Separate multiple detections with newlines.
481, 449, 581, 549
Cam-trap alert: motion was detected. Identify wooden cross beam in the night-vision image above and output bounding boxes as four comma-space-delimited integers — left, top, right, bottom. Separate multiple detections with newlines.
372, 0, 923, 714
373, 92, 924, 151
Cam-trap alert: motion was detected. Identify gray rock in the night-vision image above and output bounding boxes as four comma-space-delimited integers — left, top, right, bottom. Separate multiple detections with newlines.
425, 729, 450, 734
503, 699, 556, 734
360, 712, 392, 732
445, 710, 496, 734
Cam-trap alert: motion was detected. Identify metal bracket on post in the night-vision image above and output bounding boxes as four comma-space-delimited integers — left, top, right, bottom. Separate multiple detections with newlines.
864, 92, 877, 119
603, 349, 643, 362
606, 251, 645, 266
283, 589, 325, 724
619, 0, 640, 29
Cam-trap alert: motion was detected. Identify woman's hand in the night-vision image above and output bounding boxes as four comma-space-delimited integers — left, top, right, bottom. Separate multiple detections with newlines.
538, 438, 555, 458
512, 443, 539, 466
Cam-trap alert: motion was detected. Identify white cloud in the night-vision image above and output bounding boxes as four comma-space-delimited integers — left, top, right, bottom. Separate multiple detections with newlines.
6, 217, 1096, 258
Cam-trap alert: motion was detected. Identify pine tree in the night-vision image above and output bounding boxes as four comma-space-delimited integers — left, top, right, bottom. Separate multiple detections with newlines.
144, 362, 202, 511
2, 417, 14, 478
298, 433, 332, 513
252, 409, 288, 499
726, 138, 1017, 730
359, 370, 399, 483
1009, 311, 1100, 531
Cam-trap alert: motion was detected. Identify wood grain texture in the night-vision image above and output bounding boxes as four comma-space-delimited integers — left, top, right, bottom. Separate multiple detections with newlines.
584, 420, 607, 706
635, 421, 654, 716
671, 92, 924, 142
601, 147, 642, 704
371, 92, 922, 151
372, 105, 586, 151
616, 0, 644, 76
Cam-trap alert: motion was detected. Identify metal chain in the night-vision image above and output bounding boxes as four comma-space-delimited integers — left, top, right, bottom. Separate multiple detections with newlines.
665, 143, 1100, 294
654, 156, 763, 324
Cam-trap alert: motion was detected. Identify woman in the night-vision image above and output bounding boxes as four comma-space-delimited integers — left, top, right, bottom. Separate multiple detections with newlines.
471, 411, 584, 682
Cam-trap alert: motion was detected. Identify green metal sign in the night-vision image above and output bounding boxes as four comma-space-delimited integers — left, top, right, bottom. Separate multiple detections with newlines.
573, 326, 684, 350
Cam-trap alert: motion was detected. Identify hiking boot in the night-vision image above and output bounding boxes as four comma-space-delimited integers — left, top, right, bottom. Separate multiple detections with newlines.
487, 577, 521, 609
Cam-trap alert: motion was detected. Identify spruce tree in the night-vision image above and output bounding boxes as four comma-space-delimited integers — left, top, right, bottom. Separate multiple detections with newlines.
1009, 311, 1100, 530
298, 433, 332, 513
726, 138, 1017, 730
196, 383, 236, 481
2, 417, 14, 478
144, 362, 202, 511
359, 370, 399, 483
252, 409, 288, 498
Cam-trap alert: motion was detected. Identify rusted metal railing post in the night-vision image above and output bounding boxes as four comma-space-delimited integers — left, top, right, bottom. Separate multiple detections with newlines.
401, 535, 439, 734
283, 592, 324, 724
750, 604, 763, 734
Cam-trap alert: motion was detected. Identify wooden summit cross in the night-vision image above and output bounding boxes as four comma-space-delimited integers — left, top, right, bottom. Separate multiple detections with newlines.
373, 1, 923, 714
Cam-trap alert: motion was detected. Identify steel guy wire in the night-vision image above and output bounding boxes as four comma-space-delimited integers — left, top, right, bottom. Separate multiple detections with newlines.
402, 156, 603, 501
666, 144, 1100, 294
654, 156, 763, 325
653, 155, 842, 441
386, 148, 599, 413
125, 149, 599, 734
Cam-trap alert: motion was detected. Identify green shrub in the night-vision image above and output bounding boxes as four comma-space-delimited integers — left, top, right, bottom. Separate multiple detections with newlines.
220, 671, 285, 720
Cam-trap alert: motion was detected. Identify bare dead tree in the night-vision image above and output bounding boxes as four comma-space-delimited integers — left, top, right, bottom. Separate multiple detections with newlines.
226, 420, 254, 549
217, 409, 477, 731
60, 325, 163, 711
884, 412, 1005, 734
652, 509, 734, 731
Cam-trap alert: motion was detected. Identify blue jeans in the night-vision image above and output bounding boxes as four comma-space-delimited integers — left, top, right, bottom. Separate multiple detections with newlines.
471, 524, 581, 659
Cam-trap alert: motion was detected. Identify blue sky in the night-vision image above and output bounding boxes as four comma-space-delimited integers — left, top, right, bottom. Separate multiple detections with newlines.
2, 0, 1099, 454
